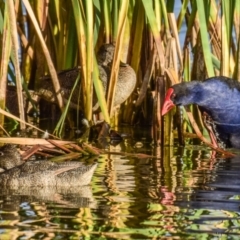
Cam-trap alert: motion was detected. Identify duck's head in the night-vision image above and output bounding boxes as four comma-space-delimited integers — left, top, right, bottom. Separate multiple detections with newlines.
0, 145, 22, 171
97, 44, 115, 67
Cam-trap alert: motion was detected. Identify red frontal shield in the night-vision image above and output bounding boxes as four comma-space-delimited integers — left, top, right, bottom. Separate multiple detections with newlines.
161, 88, 175, 115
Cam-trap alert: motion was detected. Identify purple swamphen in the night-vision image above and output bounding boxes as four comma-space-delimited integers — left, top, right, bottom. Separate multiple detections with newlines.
161, 76, 240, 149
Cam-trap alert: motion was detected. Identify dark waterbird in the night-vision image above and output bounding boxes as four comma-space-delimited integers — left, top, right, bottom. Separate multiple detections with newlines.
0, 145, 97, 188
161, 76, 240, 148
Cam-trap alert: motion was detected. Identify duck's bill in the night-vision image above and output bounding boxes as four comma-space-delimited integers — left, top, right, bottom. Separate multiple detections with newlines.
161, 88, 175, 115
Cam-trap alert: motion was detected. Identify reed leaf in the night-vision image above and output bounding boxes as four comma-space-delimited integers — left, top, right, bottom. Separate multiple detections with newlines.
85, 0, 94, 120
54, 75, 81, 136
93, 56, 110, 123
7, 0, 25, 129
35, 0, 48, 30
221, 0, 231, 75
142, 0, 165, 73
96, 0, 110, 46
177, 0, 189, 30
154, 0, 161, 31
195, 0, 215, 77
233, 2, 240, 79
168, 13, 183, 69
0, 4, 11, 127
234, 0, 240, 41
160, 0, 170, 32
107, 0, 129, 116
183, 46, 190, 81
71, 0, 87, 109
64, 10, 78, 68
130, 1, 144, 73
22, 0, 64, 111
92, 0, 102, 46
112, 0, 119, 42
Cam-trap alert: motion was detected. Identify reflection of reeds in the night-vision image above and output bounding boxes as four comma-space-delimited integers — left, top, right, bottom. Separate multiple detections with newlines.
0, 1, 239, 143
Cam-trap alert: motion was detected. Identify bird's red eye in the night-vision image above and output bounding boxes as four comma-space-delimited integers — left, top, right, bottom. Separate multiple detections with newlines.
171, 93, 176, 99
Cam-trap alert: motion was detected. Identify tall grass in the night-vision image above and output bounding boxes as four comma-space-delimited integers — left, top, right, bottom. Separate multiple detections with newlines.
0, 0, 239, 141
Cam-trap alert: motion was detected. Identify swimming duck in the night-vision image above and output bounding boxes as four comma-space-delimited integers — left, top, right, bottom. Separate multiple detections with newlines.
162, 77, 240, 148
0, 145, 97, 187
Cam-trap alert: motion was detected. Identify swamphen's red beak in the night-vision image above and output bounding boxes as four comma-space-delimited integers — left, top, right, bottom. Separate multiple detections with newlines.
161, 88, 175, 115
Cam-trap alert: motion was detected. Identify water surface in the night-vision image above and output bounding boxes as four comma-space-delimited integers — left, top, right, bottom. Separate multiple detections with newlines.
0, 129, 240, 239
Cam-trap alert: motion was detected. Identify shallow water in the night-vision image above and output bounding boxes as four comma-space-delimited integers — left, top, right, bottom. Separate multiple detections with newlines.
1, 129, 240, 239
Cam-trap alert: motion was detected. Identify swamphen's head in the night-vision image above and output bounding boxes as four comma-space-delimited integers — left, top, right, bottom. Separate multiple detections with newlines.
161, 77, 240, 148
161, 81, 203, 115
